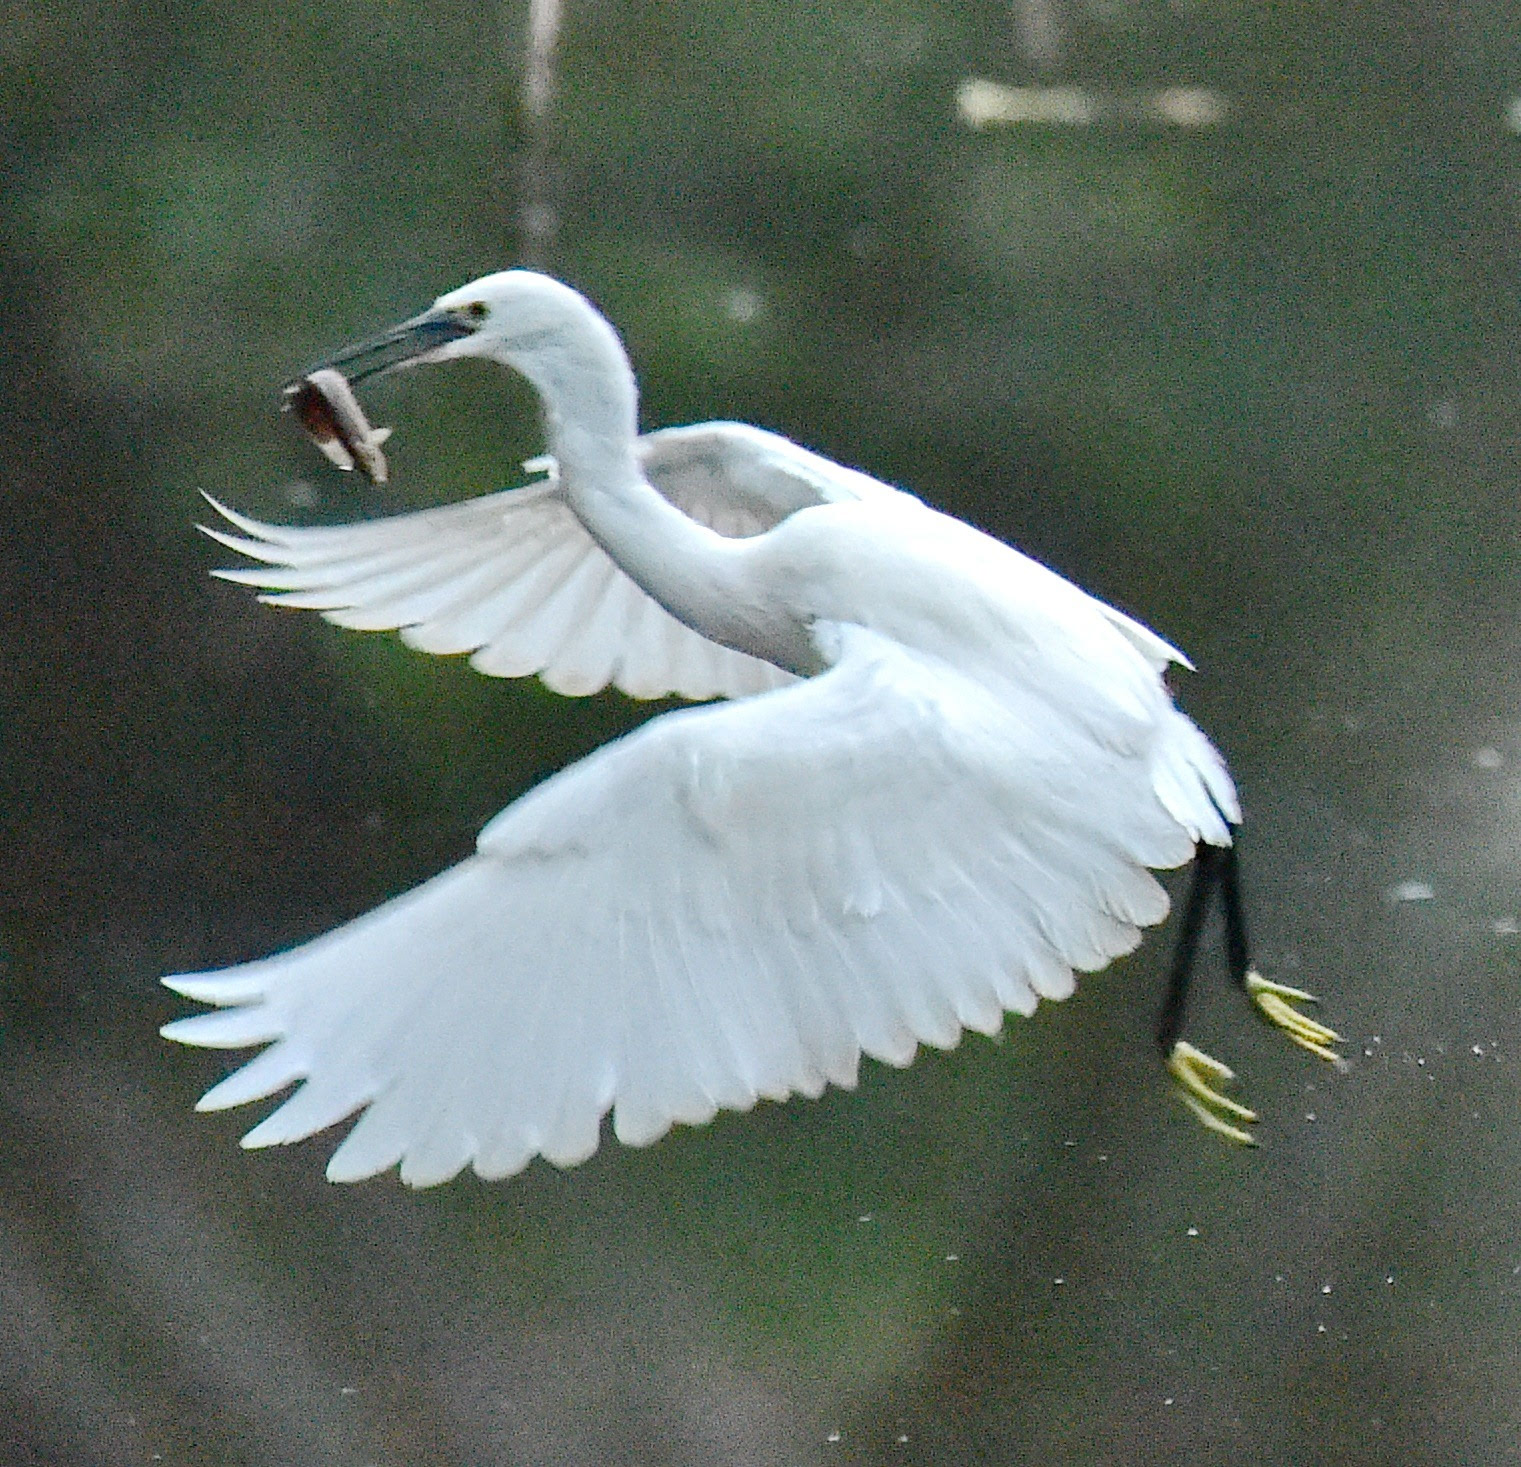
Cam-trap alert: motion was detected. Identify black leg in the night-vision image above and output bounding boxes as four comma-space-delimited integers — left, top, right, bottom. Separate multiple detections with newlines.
1216, 841, 1252, 990
1156, 840, 1226, 1056
1160, 829, 1340, 1144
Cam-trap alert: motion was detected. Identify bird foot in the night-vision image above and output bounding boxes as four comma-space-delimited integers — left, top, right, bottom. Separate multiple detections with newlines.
1245, 971, 1342, 1063
1166, 1040, 1259, 1146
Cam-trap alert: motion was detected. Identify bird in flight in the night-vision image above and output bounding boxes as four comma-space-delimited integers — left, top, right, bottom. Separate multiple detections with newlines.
162, 270, 1339, 1186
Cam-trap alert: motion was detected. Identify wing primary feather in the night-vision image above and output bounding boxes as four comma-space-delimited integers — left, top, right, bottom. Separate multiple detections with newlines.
394, 522, 581, 654
854, 883, 963, 1052
937, 849, 1047, 1017
239, 1070, 372, 1150
611, 909, 682, 1148
638, 908, 725, 1130
662, 873, 761, 1111
462, 537, 602, 678
325, 1095, 410, 1184
815, 913, 917, 1068
535, 561, 626, 696
162, 971, 269, 1007
915, 883, 1008, 1038
303, 547, 494, 624
196, 1044, 307, 1114
490, 545, 616, 678
158, 1006, 284, 1050
774, 918, 862, 1089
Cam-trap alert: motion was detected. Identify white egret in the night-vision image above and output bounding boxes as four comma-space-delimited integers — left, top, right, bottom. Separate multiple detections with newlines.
161, 270, 1339, 1186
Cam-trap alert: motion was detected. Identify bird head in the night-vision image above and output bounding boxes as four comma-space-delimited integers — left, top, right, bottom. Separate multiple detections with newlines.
306, 270, 622, 385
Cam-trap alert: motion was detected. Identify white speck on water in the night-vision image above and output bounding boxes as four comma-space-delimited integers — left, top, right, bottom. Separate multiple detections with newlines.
857, 1213, 873, 1224
826, 1431, 842, 1444
1306, 1112, 1317, 1122
1054, 1276, 1066, 1285
1186, 1226, 1200, 1237
1494, 917, 1520, 936
1386, 1274, 1395, 1285
945, 1253, 960, 1263
1387, 880, 1435, 904
1164, 1396, 1175, 1406
723, 287, 763, 323
1322, 1283, 1333, 1295
1473, 746, 1505, 769
1507, 95, 1521, 132
1473, 1044, 1486, 1056
1152, 87, 1229, 126
1317, 1323, 1328, 1334
846, 225, 878, 259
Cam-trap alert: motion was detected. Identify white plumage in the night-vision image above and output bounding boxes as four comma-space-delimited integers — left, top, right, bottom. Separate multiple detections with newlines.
162, 270, 1239, 1186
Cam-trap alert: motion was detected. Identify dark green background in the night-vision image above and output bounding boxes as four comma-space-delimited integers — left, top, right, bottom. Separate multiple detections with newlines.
6, 2, 1521, 1462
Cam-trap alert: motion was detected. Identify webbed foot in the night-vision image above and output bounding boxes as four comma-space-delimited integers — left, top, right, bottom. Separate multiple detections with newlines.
1166, 1040, 1259, 1146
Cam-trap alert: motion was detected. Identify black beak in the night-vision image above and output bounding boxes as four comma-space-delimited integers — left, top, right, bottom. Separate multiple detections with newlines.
304, 310, 479, 386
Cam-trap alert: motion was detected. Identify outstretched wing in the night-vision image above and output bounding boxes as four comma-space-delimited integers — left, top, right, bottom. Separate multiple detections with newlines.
162, 624, 1216, 1188
203, 422, 895, 702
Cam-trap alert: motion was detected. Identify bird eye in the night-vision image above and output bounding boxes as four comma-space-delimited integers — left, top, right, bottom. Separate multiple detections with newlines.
461, 301, 489, 322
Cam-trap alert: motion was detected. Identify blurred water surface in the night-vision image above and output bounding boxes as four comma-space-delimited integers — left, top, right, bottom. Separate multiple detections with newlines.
7, 3, 1521, 1463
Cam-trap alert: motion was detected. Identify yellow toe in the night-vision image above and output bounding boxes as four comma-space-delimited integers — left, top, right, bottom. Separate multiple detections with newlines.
1246, 971, 1342, 1061
1166, 1040, 1259, 1146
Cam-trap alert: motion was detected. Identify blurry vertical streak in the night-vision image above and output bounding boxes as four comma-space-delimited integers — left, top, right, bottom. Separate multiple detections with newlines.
5, 1034, 817, 1463
0, 1223, 152, 1465
516, 0, 563, 267
426, 1274, 808, 1464
1011, 0, 1063, 70
0, 1046, 455, 1466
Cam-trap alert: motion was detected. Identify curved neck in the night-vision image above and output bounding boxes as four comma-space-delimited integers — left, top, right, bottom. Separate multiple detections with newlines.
512, 310, 643, 489
508, 322, 818, 675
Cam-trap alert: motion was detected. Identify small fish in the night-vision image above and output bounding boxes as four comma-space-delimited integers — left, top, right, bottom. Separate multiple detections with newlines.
282, 368, 392, 484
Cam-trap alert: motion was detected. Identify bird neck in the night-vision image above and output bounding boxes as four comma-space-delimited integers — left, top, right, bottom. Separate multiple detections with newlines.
520, 341, 816, 675
509, 309, 643, 478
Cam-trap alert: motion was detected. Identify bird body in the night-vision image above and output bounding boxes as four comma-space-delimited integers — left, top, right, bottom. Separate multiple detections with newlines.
163, 270, 1242, 1186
